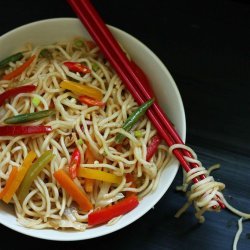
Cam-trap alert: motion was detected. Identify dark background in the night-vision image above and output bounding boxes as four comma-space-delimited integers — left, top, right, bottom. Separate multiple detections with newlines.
1, 0, 250, 249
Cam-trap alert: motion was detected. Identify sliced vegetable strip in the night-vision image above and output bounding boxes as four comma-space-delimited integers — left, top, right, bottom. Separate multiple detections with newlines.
125, 173, 136, 197
84, 146, 95, 193
2, 151, 37, 203
88, 196, 139, 226
0, 52, 24, 68
69, 148, 81, 179
64, 62, 91, 74
0, 167, 18, 199
146, 134, 161, 161
0, 85, 36, 107
60, 80, 103, 101
78, 168, 122, 184
4, 110, 55, 124
0, 125, 52, 136
17, 151, 54, 203
53, 169, 93, 212
115, 98, 154, 143
79, 96, 105, 107
3, 55, 36, 80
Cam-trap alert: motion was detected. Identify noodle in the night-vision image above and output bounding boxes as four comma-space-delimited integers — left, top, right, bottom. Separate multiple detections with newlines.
173, 144, 250, 249
0, 38, 170, 231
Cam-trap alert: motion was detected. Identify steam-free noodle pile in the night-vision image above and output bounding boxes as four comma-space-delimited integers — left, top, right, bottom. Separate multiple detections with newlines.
0, 38, 171, 230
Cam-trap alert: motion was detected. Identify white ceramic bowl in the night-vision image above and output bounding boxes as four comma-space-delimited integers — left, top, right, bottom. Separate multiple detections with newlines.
0, 18, 186, 241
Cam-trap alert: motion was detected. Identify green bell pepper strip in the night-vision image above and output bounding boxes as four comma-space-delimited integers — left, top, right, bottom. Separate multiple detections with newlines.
115, 98, 154, 143
17, 151, 54, 203
0, 52, 24, 68
4, 110, 56, 124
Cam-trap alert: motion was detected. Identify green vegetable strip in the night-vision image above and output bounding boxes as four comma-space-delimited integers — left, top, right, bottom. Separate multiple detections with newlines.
115, 99, 154, 143
17, 151, 54, 203
0, 52, 24, 68
31, 97, 41, 107
4, 110, 55, 124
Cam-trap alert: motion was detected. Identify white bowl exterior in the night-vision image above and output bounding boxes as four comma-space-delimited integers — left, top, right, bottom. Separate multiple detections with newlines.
0, 18, 186, 241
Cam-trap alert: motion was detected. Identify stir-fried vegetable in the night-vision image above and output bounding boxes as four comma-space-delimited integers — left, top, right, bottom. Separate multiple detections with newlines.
60, 80, 103, 101
3, 55, 36, 80
0, 167, 18, 200
125, 173, 136, 197
68, 148, 81, 179
84, 146, 95, 193
0, 125, 52, 136
0, 85, 36, 107
17, 151, 54, 202
53, 169, 93, 212
1, 151, 37, 203
31, 96, 41, 107
4, 110, 55, 124
115, 98, 154, 143
78, 96, 105, 107
63, 62, 91, 74
146, 134, 161, 161
0, 52, 24, 69
88, 196, 139, 226
78, 168, 122, 184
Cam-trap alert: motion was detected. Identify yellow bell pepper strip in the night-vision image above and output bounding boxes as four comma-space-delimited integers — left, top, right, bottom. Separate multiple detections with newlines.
17, 151, 54, 203
53, 169, 93, 212
78, 96, 105, 107
78, 168, 122, 184
0, 167, 18, 200
3, 55, 36, 80
115, 98, 154, 143
60, 80, 103, 101
84, 146, 96, 193
4, 110, 56, 124
2, 151, 37, 203
68, 148, 81, 179
88, 195, 139, 226
63, 62, 91, 75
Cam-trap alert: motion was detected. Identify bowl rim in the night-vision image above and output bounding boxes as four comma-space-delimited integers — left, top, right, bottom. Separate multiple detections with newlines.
0, 17, 186, 241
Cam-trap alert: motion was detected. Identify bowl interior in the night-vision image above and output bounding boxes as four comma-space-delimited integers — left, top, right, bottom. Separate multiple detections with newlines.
0, 18, 186, 241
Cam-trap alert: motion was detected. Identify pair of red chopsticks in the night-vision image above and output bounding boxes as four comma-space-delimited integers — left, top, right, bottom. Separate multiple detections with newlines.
67, 0, 224, 209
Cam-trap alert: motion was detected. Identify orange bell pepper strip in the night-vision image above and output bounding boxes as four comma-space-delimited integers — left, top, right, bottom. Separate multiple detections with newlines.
88, 196, 139, 226
53, 169, 93, 212
125, 173, 136, 198
60, 80, 103, 101
3, 55, 36, 80
78, 96, 105, 107
0, 167, 18, 200
2, 151, 36, 203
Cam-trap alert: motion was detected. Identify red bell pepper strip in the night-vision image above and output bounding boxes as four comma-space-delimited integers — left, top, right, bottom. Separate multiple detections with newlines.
88, 196, 139, 226
69, 148, 81, 179
0, 125, 52, 136
0, 85, 36, 106
63, 62, 91, 74
146, 134, 161, 161
78, 96, 105, 107
3, 55, 36, 80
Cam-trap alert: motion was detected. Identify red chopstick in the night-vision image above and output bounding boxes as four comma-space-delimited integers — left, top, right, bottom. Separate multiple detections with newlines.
67, 0, 224, 208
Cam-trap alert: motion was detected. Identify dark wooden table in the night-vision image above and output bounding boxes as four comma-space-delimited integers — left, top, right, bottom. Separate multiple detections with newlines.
1, 0, 250, 249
